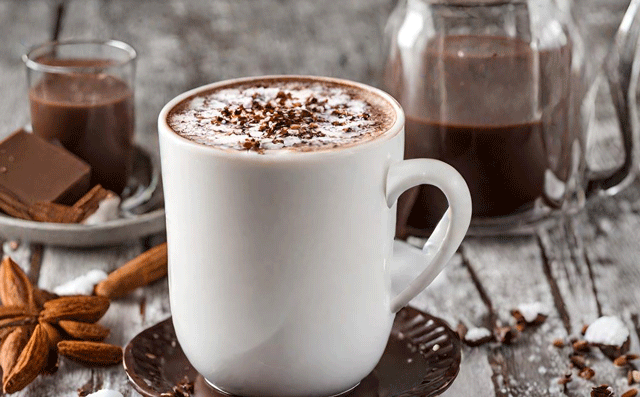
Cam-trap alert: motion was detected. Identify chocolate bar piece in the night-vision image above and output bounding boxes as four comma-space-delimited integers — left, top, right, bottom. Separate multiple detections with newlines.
0, 129, 91, 206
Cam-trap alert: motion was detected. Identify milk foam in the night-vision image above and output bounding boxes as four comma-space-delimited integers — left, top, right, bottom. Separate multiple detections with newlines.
167, 79, 395, 152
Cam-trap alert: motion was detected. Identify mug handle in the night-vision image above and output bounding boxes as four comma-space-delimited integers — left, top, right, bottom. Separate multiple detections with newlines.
386, 159, 472, 313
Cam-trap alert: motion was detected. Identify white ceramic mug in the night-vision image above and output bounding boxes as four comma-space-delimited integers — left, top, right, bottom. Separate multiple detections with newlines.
158, 76, 472, 397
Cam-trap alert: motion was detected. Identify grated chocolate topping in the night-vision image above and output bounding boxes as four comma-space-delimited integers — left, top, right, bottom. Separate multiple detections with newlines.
167, 78, 396, 153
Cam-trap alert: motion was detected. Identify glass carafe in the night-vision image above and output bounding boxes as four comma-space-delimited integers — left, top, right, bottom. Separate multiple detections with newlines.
384, 0, 637, 236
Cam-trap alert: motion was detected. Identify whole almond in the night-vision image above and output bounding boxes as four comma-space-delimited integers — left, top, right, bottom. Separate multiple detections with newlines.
40, 295, 110, 323
58, 320, 109, 341
58, 340, 122, 366
95, 243, 167, 299
3, 324, 49, 393
623, 389, 638, 397
0, 327, 28, 385
0, 257, 35, 309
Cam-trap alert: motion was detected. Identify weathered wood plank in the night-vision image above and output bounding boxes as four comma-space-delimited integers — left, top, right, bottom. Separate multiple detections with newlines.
0, 0, 638, 396
461, 236, 572, 397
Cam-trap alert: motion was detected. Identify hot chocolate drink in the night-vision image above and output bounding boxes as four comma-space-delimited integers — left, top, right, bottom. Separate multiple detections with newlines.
167, 77, 396, 152
29, 58, 134, 194
159, 76, 471, 396
387, 35, 573, 233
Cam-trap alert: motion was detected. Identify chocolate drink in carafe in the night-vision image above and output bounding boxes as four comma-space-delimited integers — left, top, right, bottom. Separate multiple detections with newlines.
29, 58, 134, 194
389, 35, 572, 234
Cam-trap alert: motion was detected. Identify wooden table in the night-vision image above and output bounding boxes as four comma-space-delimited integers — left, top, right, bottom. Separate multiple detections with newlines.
1, 0, 639, 395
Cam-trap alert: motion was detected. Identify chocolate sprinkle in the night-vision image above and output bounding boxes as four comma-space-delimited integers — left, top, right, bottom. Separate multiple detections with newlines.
167, 79, 396, 153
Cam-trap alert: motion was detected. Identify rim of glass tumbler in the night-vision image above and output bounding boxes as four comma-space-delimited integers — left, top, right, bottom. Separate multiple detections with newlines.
22, 39, 137, 74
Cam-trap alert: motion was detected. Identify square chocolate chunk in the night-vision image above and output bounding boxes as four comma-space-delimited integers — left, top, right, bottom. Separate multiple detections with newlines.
0, 129, 91, 205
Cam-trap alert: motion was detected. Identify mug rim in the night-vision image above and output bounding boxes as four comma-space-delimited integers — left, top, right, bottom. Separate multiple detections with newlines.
158, 75, 405, 162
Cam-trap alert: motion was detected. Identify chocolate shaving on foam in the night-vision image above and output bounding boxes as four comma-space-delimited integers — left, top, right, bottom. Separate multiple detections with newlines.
168, 80, 394, 153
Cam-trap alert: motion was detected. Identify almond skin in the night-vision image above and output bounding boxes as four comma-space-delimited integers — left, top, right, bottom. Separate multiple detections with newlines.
57, 340, 122, 366
58, 320, 109, 341
94, 242, 167, 299
39, 295, 110, 323
3, 324, 49, 393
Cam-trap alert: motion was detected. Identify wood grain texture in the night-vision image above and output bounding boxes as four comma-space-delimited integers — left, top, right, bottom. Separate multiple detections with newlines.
0, 0, 639, 395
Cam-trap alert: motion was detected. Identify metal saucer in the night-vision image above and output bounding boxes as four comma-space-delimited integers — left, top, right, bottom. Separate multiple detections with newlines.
123, 306, 462, 397
0, 145, 165, 247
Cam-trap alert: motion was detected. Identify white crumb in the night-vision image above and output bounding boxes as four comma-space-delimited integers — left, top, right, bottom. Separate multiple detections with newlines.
82, 195, 121, 225
53, 269, 108, 296
584, 316, 629, 346
517, 302, 549, 323
86, 390, 123, 397
465, 327, 492, 342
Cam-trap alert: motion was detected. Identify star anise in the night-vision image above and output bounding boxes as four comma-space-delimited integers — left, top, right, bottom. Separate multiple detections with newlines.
0, 256, 121, 393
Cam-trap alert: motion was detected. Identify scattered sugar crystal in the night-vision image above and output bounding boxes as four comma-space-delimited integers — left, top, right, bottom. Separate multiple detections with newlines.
465, 327, 492, 342
86, 391, 123, 397
83, 195, 121, 225
517, 302, 549, 323
538, 366, 547, 375
54, 269, 108, 296
584, 316, 629, 346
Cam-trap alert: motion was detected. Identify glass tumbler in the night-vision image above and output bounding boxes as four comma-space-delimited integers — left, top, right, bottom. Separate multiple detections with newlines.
24, 40, 136, 195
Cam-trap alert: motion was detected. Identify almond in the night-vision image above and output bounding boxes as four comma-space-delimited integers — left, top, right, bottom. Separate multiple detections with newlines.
58, 320, 109, 341
4, 324, 49, 393
95, 242, 167, 299
0, 257, 35, 308
0, 327, 28, 385
57, 340, 122, 366
40, 295, 110, 323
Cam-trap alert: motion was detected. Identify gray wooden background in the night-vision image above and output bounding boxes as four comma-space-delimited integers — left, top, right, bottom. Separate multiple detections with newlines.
1, 0, 640, 396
